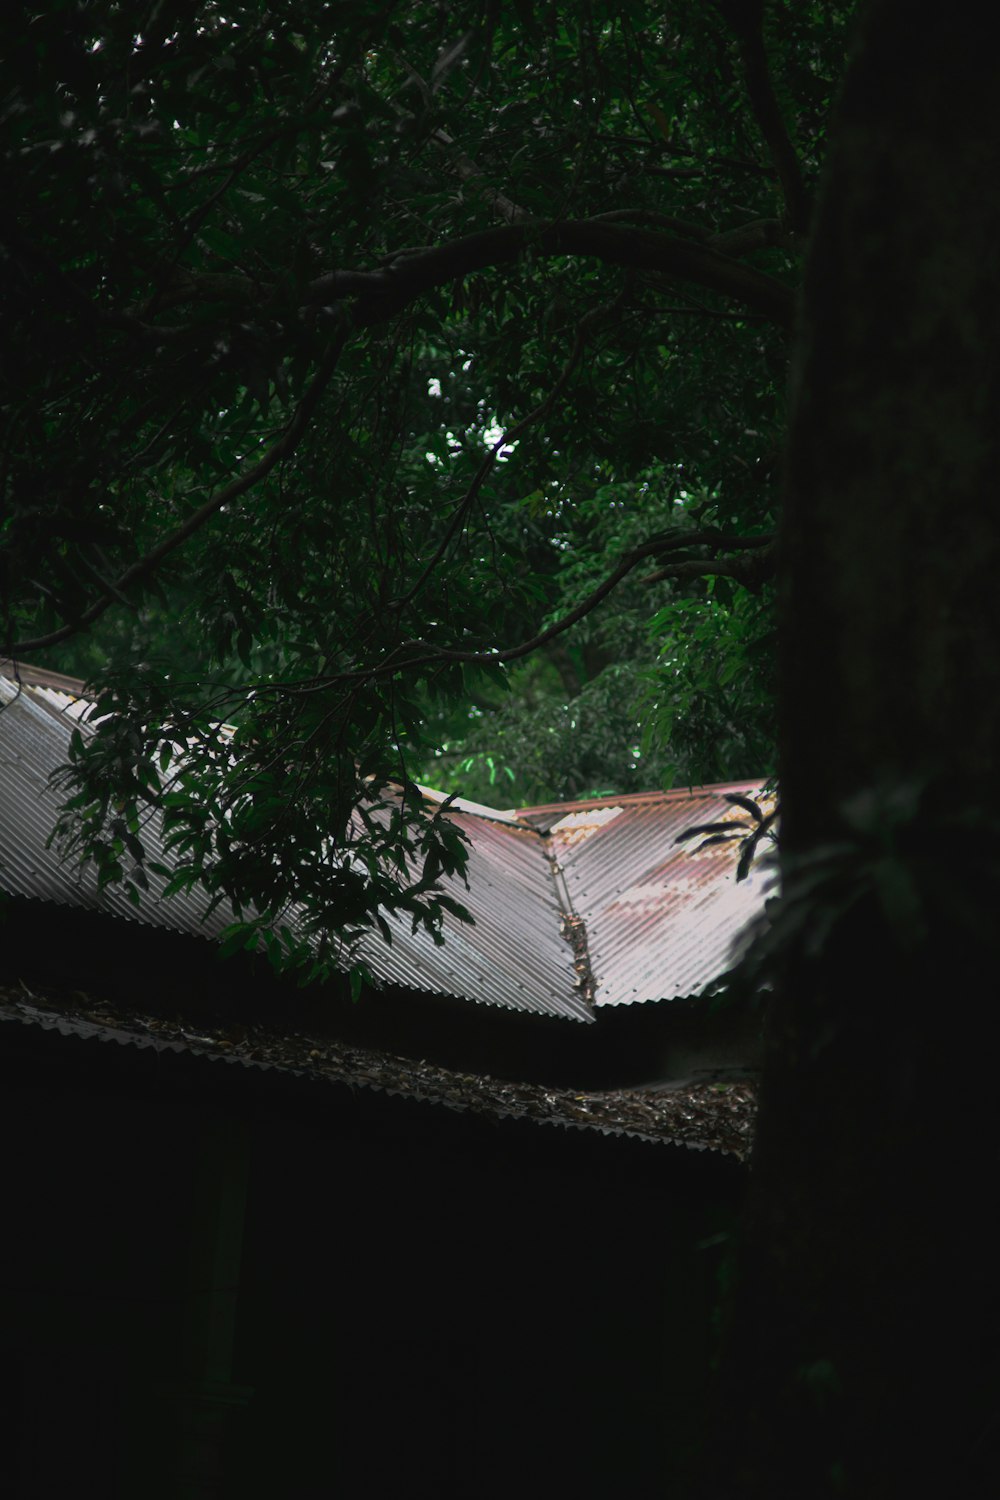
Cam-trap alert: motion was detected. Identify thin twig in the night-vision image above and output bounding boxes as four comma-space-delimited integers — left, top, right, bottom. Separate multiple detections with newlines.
241, 530, 776, 696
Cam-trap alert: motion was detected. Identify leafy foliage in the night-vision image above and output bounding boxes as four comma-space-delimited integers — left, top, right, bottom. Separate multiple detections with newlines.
0, 0, 854, 973
675, 789, 778, 882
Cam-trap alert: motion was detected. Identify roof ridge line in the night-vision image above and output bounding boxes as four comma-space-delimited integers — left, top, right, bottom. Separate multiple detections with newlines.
517, 778, 770, 821
0, 659, 89, 695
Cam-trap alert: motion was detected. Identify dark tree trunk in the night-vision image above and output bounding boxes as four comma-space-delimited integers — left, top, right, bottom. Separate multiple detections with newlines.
711, 7, 1000, 1495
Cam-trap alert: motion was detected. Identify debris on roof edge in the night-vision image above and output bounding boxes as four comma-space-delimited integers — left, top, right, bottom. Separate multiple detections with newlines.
0, 982, 757, 1159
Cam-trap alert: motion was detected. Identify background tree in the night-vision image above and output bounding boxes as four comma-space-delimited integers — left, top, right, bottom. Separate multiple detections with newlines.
0, 2, 848, 967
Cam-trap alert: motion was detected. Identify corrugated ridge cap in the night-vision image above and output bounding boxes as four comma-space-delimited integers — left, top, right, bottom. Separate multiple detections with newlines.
0, 659, 90, 696
517, 780, 771, 830
415, 783, 531, 828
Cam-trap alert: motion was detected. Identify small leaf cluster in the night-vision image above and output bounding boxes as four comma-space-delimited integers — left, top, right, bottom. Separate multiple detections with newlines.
675, 790, 778, 882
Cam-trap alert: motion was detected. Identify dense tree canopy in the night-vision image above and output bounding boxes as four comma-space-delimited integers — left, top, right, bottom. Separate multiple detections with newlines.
0, 1, 852, 974
10, 8, 1000, 1493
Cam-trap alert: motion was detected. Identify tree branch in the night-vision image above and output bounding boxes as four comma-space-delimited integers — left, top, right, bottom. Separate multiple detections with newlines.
146, 218, 794, 329
429, 127, 532, 225
640, 537, 777, 589
324, 220, 795, 328
588, 209, 709, 239
709, 218, 801, 256
713, 1, 810, 232
282, 531, 776, 691
12, 212, 788, 656
11, 324, 350, 656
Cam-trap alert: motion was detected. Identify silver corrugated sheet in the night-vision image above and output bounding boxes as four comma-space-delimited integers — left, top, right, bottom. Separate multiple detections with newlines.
0, 675, 238, 939
1, 666, 772, 1019
354, 810, 590, 1021
0, 672, 583, 1016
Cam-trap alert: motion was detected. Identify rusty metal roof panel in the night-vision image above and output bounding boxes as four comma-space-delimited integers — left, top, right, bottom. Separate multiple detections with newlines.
542, 787, 775, 1006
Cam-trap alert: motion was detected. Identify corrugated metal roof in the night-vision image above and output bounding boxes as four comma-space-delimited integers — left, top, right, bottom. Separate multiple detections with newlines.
0, 673, 239, 940
0, 663, 774, 1019
540, 789, 776, 1006
354, 811, 591, 1021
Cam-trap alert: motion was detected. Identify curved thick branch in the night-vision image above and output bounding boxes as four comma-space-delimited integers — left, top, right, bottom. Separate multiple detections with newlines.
709, 218, 801, 257
149, 219, 794, 330
320, 220, 795, 327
